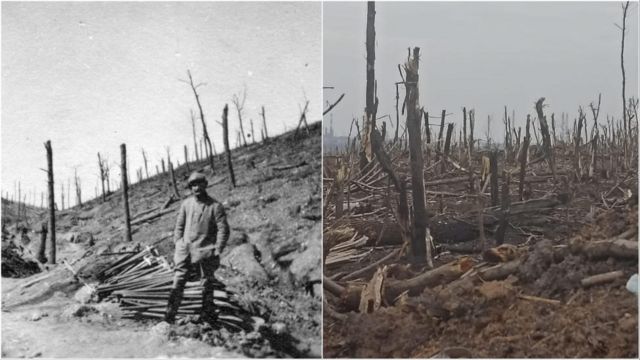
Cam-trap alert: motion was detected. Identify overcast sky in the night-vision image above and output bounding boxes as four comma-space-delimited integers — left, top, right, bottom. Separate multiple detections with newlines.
2, 2, 321, 206
323, 1, 639, 138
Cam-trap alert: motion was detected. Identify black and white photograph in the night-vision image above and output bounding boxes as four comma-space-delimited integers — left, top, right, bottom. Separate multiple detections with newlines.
323, 1, 638, 358
1, 2, 321, 357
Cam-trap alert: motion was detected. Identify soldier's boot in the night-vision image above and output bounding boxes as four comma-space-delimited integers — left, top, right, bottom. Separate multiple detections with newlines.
164, 288, 183, 324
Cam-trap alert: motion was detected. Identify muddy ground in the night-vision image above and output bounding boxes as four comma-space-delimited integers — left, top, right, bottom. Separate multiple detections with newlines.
323, 145, 638, 358
2, 122, 322, 358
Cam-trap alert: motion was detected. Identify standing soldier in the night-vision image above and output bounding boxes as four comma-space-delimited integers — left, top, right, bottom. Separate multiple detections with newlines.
165, 171, 230, 323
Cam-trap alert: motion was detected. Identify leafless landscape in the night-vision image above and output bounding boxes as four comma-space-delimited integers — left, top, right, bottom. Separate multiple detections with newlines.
323, 2, 638, 358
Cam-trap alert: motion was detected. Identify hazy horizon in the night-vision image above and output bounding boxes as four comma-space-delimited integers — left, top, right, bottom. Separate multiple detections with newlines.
323, 2, 639, 139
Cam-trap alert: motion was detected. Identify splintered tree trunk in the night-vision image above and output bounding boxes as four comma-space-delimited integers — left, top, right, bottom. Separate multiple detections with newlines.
395, 83, 400, 143
142, 149, 149, 179
519, 116, 531, 201
534, 98, 556, 179
169, 161, 180, 198
551, 113, 557, 148
489, 150, 499, 207
60, 183, 65, 211
261, 106, 268, 140
496, 170, 510, 245
621, 1, 630, 139
190, 109, 199, 162
463, 107, 468, 150
405, 47, 427, 265
17, 182, 21, 221
120, 144, 132, 242
469, 109, 475, 153
186, 70, 215, 171
589, 94, 601, 179
575, 109, 585, 178
222, 105, 236, 188
45, 140, 56, 264
423, 110, 431, 164
441, 123, 454, 173
436, 110, 446, 163
365, 1, 376, 123
184, 145, 190, 172
250, 118, 256, 144
98, 153, 106, 201
74, 169, 82, 207
38, 222, 47, 263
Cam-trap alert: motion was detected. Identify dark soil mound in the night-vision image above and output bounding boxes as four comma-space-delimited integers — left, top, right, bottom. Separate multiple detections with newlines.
1, 241, 41, 278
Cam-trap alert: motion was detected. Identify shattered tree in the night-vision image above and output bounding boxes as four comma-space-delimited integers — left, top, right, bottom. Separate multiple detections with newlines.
404, 47, 428, 265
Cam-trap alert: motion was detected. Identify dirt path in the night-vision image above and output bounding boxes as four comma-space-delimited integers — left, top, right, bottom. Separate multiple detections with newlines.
1, 279, 240, 358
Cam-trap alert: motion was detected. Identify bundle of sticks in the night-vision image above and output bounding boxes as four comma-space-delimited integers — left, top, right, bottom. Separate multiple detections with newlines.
95, 246, 249, 330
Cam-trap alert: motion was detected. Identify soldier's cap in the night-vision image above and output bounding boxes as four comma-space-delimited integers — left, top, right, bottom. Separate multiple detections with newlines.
187, 171, 208, 186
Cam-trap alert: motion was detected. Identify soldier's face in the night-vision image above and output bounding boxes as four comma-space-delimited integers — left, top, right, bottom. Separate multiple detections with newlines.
190, 181, 207, 196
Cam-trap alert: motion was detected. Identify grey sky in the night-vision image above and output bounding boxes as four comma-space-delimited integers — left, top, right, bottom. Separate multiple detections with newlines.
2, 1, 321, 206
323, 1, 639, 139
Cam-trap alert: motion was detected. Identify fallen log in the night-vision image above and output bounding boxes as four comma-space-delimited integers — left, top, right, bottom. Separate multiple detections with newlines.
483, 194, 563, 218
385, 257, 475, 301
130, 207, 175, 226
569, 237, 638, 260
325, 257, 476, 312
581, 270, 625, 287
477, 259, 522, 282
